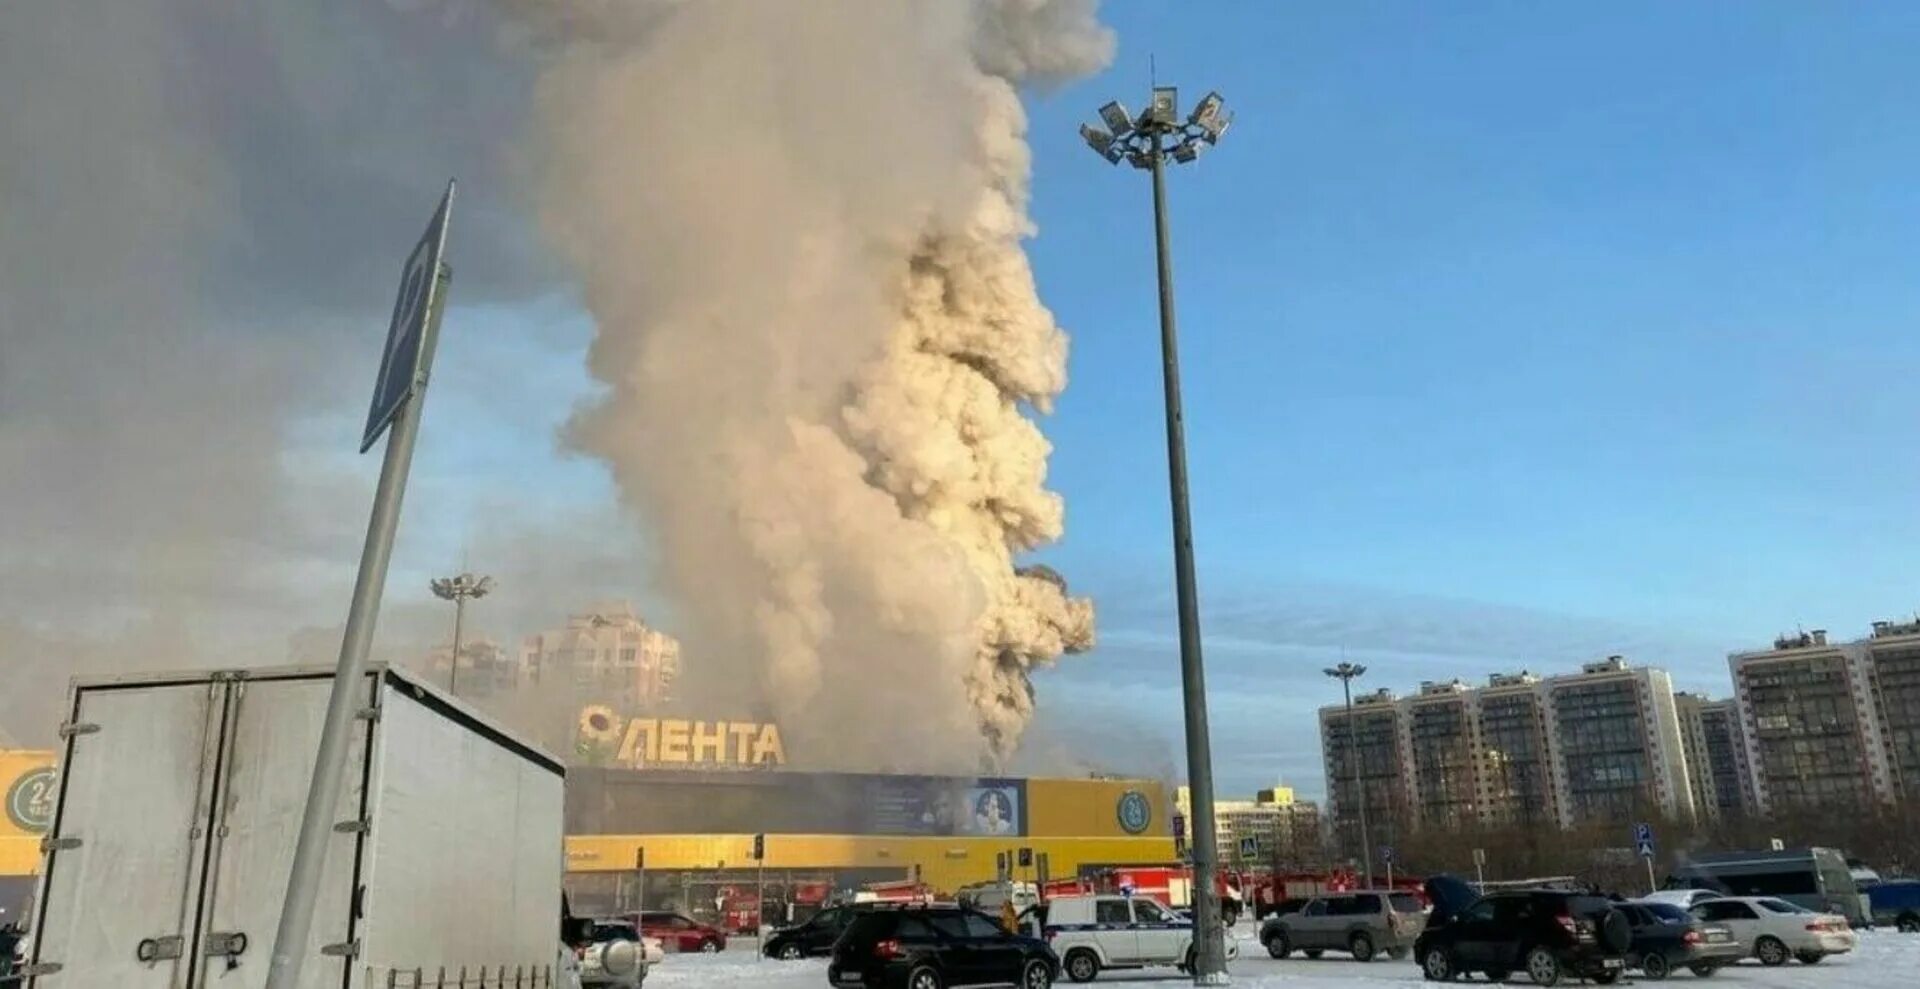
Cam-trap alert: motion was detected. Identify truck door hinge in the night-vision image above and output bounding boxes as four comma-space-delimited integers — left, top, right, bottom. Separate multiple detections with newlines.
355, 705, 381, 722
136, 936, 185, 962
321, 940, 359, 959
333, 819, 370, 834
40, 836, 81, 853
20, 961, 64, 976
57, 721, 99, 738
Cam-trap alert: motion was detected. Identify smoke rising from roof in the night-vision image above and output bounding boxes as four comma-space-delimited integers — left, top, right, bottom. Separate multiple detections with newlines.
518, 0, 1111, 769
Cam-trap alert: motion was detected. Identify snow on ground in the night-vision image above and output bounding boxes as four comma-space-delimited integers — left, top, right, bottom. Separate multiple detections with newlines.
644, 929, 1920, 989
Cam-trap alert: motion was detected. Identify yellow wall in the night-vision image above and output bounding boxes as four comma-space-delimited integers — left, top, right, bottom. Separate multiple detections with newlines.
565, 833, 1176, 894
1, 751, 57, 878
1027, 778, 1167, 838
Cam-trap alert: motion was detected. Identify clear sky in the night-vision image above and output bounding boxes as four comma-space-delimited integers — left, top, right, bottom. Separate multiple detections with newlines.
999, 1, 1920, 797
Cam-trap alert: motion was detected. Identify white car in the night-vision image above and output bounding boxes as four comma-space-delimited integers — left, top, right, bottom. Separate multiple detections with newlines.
1044, 894, 1238, 982
1642, 889, 1722, 910
577, 920, 658, 988
1689, 896, 1856, 966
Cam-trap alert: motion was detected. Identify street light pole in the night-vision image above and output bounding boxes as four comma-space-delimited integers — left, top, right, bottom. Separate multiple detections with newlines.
1080, 87, 1232, 985
1323, 662, 1373, 886
430, 571, 493, 695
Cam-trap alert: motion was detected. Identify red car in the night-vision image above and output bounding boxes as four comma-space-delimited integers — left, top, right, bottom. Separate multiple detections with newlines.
633, 910, 728, 953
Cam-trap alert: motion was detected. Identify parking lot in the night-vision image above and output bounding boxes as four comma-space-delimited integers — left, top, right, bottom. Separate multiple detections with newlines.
645, 928, 1917, 989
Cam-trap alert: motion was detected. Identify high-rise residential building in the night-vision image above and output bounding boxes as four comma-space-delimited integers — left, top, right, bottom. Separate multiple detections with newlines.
1864, 619, 1920, 802
426, 638, 518, 697
1405, 680, 1479, 829
1730, 629, 1894, 813
1174, 783, 1323, 867
520, 602, 681, 711
1320, 688, 1413, 854
1474, 671, 1556, 828
1674, 693, 1755, 820
1541, 656, 1695, 826
1318, 657, 1693, 835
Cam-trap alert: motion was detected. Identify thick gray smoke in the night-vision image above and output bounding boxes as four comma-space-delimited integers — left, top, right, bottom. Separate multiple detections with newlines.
519, 0, 1111, 768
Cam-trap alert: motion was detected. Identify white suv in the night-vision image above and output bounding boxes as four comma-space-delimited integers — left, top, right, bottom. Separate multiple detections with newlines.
1044, 894, 1238, 982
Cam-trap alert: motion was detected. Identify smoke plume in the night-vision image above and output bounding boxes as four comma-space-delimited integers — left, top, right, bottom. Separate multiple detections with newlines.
519, 0, 1111, 768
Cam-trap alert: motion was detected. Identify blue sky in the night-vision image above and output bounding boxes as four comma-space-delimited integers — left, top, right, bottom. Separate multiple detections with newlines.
383, 2, 1920, 800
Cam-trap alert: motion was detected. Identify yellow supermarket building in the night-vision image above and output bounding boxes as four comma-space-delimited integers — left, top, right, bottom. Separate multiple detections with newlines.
4, 749, 1173, 918
560, 768, 1176, 911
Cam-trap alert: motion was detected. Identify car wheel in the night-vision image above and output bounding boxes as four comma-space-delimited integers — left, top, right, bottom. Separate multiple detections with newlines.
1897, 913, 1920, 933
1349, 931, 1375, 962
1421, 946, 1456, 982
1687, 962, 1719, 977
1640, 951, 1671, 980
778, 943, 802, 960
1524, 946, 1562, 986
1264, 931, 1291, 959
1303, 949, 1323, 959
699, 939, 720, 953
1064, 949, 1100, 984
907, 965, 943, 989
1794, 951, 1824, 965
1754, 936, 1788, 966
1022, 959, 1053, 989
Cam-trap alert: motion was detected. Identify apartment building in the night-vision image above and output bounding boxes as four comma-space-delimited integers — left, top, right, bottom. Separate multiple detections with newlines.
1174, 784, 1325, 867
1542, 657, 1695, 826
1475, 671, 1557, 828
1674, 693, 1754, 820
1864, 619, 1920, 801
1405, 680, 1480, 829
1320, 688, 1413, 852
1730, 629, 1894, 813
520, 601, 682, 710
1319, 656, 1693, 834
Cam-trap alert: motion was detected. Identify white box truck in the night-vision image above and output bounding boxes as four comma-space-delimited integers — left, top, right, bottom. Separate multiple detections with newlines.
17, 663, 589, 988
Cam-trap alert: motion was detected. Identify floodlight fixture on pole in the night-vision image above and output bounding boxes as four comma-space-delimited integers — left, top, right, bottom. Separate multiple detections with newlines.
430, 571, 494, 695
1078, 85, 1232, 986
1324, 661, 1374, 887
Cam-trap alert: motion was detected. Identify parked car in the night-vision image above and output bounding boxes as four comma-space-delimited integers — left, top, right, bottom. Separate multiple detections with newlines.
1259, 890, 1425, 962
1867, 879, 1920, 932
1412, 875, 1631, 986
767, 903, 866, 959
1641, 889, 1722, 910
1044, 893, 1238, 981
635, 910, 729, 952
1616, 900, 1744, 979
828, 904, 1059, 989
574, 920, 655, 988
1689, 896, 1855, 966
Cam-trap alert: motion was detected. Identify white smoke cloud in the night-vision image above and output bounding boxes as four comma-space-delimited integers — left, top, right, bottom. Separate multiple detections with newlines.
517, 0, 1112, 769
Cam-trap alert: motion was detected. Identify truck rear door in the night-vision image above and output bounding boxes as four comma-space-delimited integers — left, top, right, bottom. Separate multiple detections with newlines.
27, 680, 227, 988
191, 674, 373, 988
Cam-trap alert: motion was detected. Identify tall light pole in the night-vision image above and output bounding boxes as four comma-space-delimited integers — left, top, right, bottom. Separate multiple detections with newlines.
1323, 662, 1373, 885
1080, 86, 1231, 985
430, 571, 493, 694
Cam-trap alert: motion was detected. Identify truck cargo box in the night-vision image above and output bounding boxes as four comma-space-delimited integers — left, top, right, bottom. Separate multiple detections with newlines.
22, 663, 567, 988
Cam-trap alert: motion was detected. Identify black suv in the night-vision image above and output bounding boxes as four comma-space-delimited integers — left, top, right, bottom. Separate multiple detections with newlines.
829, 905, 1058, 989
1414, 876, 1631, 985
769, 903, 867, 959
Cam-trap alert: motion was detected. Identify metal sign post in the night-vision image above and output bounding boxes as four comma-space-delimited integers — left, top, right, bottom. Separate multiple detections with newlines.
265, 183, 455, 989
1472, 847, 1487, 892
1635, 823, 1657, 895
636, 846, 647, 918
1382, 845, 1395, 890
753, 834, 765, 963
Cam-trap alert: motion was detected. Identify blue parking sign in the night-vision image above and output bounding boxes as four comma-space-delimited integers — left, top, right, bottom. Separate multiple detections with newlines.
362, 183, 453, 452
1381, 845, 1395, 865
